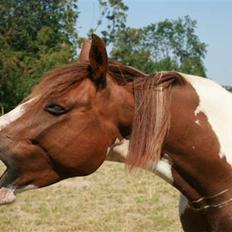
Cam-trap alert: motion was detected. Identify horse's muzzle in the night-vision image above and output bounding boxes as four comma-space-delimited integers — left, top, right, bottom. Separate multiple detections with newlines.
0, 134, 18, 205
0, 166, 17, 205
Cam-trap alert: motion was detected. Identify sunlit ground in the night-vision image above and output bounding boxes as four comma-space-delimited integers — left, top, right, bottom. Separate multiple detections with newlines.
0, 161, 182, 232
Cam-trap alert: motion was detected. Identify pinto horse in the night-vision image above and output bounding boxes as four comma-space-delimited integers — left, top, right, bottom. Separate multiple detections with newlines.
1, 35, 232, 231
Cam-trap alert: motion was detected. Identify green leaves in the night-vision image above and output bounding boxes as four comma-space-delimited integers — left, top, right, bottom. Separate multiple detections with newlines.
0, 1, 208, 113
95, 0, 128, 45
0, 0, 78, 112
111, 16, 207, 76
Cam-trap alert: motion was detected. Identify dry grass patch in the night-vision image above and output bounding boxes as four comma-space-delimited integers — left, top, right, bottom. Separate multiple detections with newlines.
0, 161, 182, 232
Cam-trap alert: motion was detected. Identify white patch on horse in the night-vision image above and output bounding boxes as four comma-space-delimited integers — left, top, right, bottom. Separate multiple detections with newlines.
179, 193, 189, 215
181, 73, 232, 165
152, 154, 174, 184
0, 99, 34, 131
107, 139, 174, 185
15, 184, 38, 193
0, 105, 25, 130
195, 119, 200, 126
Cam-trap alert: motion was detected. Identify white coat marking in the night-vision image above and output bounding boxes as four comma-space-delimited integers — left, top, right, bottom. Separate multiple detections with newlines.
0, 105, 25, 130
152, 155, 174, 184
0, 99, 34, 131
180, 73, 232, 165
15, 184, 38, 193
195, 119, 200, 125
107, 139, 174, 184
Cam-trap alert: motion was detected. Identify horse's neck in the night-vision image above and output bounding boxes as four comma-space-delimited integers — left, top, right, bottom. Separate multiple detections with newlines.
108, 73, 232, 211
165, 73, 232, 205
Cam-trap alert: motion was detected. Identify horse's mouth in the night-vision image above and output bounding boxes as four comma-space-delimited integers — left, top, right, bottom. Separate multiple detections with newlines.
0, 186, 16, 205
0, 164, 17, 205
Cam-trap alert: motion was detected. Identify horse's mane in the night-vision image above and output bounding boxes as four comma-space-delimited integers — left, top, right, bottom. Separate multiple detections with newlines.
27, 60, 146, 101
127, 71, 186, 170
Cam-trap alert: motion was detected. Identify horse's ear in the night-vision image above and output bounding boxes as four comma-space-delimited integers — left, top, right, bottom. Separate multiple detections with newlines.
79, 39, 91, 62
89, 34, 108, 88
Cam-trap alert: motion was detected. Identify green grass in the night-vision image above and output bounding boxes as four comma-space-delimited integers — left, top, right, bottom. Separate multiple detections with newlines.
0, 161, 182, 232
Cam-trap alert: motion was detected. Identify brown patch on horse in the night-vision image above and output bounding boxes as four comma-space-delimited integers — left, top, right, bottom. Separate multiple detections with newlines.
180, 207, 210, 232
163, 78, 232, 230
127, 72, 186, 169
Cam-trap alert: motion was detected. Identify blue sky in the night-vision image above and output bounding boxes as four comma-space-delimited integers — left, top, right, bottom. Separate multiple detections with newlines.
78, 0, 232, 85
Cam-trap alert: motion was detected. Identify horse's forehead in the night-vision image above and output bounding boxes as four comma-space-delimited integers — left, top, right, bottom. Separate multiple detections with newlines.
66, 79, 95, 99
0, 78, 100, 132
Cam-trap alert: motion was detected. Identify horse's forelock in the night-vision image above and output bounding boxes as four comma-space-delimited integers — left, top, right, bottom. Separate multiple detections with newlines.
26, 61, 145, 102
27, 63, 89, 101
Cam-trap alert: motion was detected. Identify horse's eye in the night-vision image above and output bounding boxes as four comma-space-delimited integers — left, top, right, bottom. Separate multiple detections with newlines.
45, 103, 66, 116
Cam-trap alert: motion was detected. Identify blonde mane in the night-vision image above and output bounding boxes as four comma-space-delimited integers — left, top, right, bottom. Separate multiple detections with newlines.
127, 71, 186, 169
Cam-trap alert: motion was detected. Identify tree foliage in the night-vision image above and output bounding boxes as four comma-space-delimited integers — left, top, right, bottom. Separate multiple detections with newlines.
0, 1, 207, 113
0, 0, 78, 111
111, 16, 207, 76
89, 0, 128, 45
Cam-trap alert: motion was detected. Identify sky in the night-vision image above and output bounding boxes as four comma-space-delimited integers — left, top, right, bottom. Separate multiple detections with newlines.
78, 0, 232, 85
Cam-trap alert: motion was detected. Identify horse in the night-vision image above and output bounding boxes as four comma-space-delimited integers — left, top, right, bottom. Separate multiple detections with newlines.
1, 34, 232, 231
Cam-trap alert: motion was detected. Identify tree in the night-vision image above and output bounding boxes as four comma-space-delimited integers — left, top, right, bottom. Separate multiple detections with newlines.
0, 1, 207, 112
111, 16, 207, 76
89, 0, 128, 45
109, 28, 151, 70
0, 0, 78, 112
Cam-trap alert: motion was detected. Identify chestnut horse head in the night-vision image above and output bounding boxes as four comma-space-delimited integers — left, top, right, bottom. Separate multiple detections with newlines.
0, 35, 145, 204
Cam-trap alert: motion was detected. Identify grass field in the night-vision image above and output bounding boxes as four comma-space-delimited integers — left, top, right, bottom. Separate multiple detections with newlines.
0, 161, 182, 232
